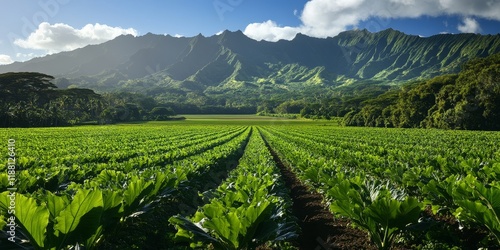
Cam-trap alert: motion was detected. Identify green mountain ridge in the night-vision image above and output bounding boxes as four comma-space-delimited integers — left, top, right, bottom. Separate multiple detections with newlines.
1, 29, 499, 105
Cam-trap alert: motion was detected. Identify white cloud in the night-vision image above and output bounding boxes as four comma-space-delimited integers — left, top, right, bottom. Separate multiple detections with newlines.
173, 34, 184, 38
0, 55, 14, 65
457, 17, 481, 33
14, 22, 138, 53
244, 0, 500, 41
244, 20, 300, 42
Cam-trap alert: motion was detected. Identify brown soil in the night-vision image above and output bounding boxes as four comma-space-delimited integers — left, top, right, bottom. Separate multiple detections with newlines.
264, 140, 376, 250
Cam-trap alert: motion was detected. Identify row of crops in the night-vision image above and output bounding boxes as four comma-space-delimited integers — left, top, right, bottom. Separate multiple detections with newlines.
169, 130, 298, 249
260, 125, 500, 249
0, 125, 255, 249
1, 123, 500, 249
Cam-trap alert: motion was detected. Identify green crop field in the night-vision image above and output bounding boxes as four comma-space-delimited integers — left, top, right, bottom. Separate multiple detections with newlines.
1, 116, 500, 249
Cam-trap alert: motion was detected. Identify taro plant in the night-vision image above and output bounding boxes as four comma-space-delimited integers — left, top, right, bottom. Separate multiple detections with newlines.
0, 174, 172, 249
169, 131, 298, 249
328, 178, 422, 250
170, 196, 297, 250
453, 174, 500, 244
0, 189, 104, 249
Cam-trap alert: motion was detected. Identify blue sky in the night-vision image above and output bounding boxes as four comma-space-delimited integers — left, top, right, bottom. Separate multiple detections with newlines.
1, 0, 500, 64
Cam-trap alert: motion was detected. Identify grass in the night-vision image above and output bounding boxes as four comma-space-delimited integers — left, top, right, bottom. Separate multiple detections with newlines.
71, 115, 341, 127
182, 114, 293, 120
177, 114, 335, 126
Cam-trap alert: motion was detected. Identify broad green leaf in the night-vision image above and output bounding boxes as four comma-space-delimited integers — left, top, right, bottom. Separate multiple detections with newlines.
122, 178, 154, 216
453, 177, 500, 243
169, 216, 220, 246
241, 199, 274, 246
102, 190, 123, 212
0, 215, 6, 230
0, 192, 49, 248
151, 172, 176, 197
0, 173, 9, 190
394, 197, 422, 228
201, 201, 225, 220
101, 190, 123, 229
54, 189, 103, 235
85, 225, 104, 249
45, 191, 69, 220
204, 212, 241, 249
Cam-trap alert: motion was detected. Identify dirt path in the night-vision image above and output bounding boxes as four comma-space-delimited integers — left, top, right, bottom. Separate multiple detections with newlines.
263, 138, 375, 250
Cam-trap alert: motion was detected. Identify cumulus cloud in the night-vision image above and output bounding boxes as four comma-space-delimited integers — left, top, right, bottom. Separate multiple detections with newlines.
457, 17, 481, 33
14, 22, 138, 53
0, 55, 14, 65
244, 20, 300, 41
244, 0, 500, 41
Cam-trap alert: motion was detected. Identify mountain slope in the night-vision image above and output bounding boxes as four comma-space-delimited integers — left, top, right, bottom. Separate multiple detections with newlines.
1, 29, 499, 94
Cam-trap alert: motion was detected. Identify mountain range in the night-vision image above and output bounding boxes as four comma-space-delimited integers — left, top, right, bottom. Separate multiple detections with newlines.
1, 29, 499, 104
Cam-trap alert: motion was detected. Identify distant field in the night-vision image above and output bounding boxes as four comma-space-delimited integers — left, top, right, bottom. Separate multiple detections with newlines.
180, 114, 342, 126
182, 114, 295, 120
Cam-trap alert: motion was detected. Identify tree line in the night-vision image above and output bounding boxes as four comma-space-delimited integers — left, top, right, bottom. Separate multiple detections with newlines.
0, 72, 177, 127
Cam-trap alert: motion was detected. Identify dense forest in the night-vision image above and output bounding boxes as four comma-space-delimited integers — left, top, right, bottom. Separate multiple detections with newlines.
0, 72, 177, 127
297, 53, 500, 130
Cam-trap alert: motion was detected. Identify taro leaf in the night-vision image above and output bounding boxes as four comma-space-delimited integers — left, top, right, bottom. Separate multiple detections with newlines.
169, 215, 221, 247
273, 221, 299, 242
202, 201, 226, 219
0, 214, 6, 230
102, 190, 123, 213
365, 195, 422, 250
0, 174, 9, 191
54, 189, 103, 248
241, 199, 273, 246
395, 197, 422, 228
329, 180, 365, 225
366, 196, 420, 229
45, 191, 69, 220
0, 192, 50, 248
122, 178, 154, 217
203, 211, 241, 249
243, 200, 298, 247
101, 190, 123, 229
454, 178, 500, 243
85, 225, 104, 249
151, 172, 176, 198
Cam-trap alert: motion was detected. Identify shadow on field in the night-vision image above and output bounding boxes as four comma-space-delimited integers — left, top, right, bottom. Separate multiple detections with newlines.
262, 136, 375, 250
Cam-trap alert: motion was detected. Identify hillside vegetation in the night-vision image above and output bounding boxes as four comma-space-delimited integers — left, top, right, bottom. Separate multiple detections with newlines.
341, 53, 500, 130
1, 29, 499, 111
